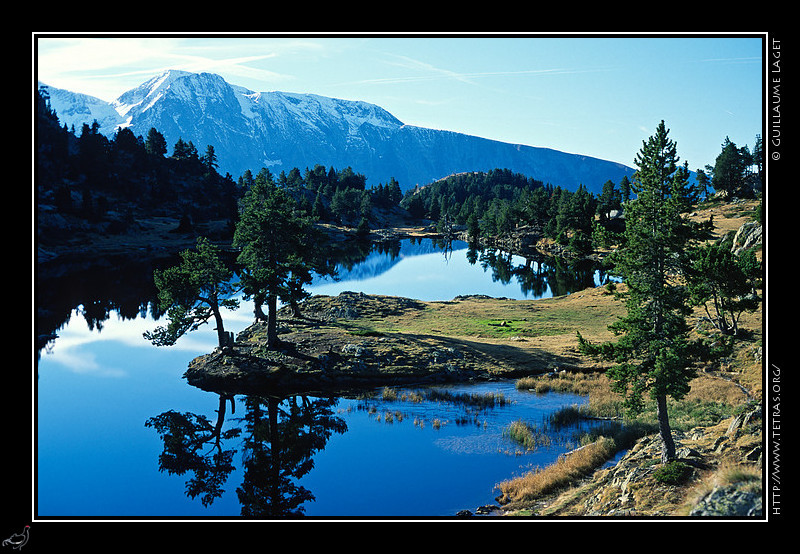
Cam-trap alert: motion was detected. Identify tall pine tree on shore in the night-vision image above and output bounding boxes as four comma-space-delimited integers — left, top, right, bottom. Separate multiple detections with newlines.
579, 121, 711, 463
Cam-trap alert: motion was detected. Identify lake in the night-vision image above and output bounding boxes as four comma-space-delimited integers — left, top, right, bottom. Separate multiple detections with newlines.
35, 238, 618, 518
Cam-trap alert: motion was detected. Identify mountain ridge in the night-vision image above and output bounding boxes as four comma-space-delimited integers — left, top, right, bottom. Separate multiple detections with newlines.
38, 69, 635, 193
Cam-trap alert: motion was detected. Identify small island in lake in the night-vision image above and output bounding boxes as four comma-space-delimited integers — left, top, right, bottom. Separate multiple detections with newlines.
185, 286, 624, 395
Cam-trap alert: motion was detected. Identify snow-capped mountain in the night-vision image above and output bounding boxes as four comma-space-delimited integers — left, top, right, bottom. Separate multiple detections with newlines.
38, 70, 635, 193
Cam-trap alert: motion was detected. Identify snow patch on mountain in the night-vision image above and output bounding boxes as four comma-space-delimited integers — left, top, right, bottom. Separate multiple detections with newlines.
112, 69, 192, 117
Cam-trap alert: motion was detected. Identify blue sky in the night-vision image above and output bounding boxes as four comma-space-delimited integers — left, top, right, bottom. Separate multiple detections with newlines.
34, 33, 764, 170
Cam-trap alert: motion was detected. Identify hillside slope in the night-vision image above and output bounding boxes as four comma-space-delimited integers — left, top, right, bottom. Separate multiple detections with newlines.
497, 198, 764, 518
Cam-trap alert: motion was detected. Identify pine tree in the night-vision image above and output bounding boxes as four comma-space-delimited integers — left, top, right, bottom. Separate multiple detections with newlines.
202, 144, 219, 174
578, 121, 710, 463
312, 190, 327, 221
172, 137, 191, 160
619, 175, 631, 204
687, 241, 760, 337
694, 168, 711, 201
233, 169, 316, 348
752, 134, 764, 189
145, 127, 168, 157
710, 137, 748, 197
387, 177, 403, 206
77, 120, 110, 189
596, 180, 622, 223
144, 237, 239, 350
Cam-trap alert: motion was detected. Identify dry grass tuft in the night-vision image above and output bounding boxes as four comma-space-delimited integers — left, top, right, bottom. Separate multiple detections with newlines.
496, 437, 617, 506
516, 371, 624, 419
684, 460, 762, 511
685, 374, 750, 406
503, 420, 553, 450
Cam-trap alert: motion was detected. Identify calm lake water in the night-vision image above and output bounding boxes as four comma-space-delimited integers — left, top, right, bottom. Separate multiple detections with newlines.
36, 239, 618, 519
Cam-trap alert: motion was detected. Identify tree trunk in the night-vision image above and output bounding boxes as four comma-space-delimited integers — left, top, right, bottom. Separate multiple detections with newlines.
267, 397, 282, 509
253, 292, 268, 323
211, 394, 229, 448
656, 394, 676, 463
211, 303, 227, 350
290, 299, 302, 318
267, 293, 279, 348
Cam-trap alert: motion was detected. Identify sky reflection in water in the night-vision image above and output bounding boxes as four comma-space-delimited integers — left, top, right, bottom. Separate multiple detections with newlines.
36, 240, 607, 517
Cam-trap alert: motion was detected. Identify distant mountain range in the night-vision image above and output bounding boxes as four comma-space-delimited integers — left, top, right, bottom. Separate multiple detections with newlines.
38, 69, 635, 193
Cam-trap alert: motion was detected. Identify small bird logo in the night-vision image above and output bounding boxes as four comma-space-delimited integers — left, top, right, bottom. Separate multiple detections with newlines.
2, 526, 29, 550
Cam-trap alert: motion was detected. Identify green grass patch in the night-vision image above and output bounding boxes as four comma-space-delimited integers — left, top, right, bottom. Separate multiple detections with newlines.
347, 328, 385, 337
476, 318, 532, 337
653, 461, 693, 485
314, 289, 625, 343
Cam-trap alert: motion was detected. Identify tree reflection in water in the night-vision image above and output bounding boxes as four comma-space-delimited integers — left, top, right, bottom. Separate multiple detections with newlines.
146, 393, 347, 517
466, 243, 613, 298
145, 394, 240, 508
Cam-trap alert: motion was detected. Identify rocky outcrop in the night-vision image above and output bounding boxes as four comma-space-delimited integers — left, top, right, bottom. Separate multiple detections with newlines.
538, 404, 763, 517
689, 483, 762, 517
183, 322, 479, 396
731, 221, 762, 256
182, 292, 525, 396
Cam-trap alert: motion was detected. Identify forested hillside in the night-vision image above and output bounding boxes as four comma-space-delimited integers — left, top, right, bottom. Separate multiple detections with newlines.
36, 86, 763, 263
36, 88, 241, 243
36, 88, 403, 247
402, 169, 632, 257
